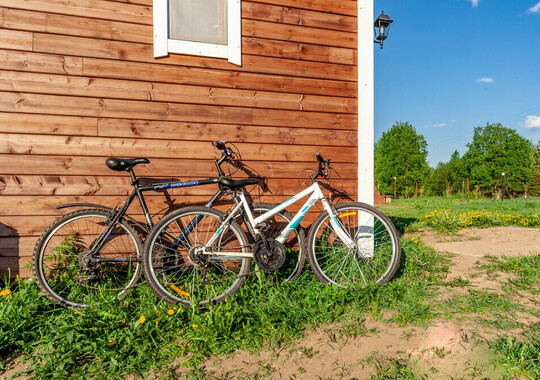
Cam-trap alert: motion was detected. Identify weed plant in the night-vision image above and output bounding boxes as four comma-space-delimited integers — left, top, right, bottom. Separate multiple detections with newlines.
1, 239, 448, 379
490, 333, 540, 379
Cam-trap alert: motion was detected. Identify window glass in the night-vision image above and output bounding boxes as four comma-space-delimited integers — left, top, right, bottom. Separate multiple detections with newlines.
169, 0, 227, 45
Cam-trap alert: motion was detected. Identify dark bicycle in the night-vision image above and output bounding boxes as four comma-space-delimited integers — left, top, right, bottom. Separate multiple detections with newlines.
31, 142, 251, 307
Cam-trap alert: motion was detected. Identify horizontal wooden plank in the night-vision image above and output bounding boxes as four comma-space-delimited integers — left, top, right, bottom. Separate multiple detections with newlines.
0, 175, 358, 197
0, 154, 358, 179
0, 70, 356, 113
97, 119, 357, 147
248, 0, 357, 17
1, 0, 152, 25
82, 58, 357, 98
33, 33, 357, 82
243, 37, 354, 65
0, 191, 357, 216
0, 92, 357, 129
0, 112, 97, 136
243, 19, 355, 49
0, 29, 33, 51
0, 49, 83, 75
0, 91, 253, 124
0, 6, 152, 44
243, 1, 356, 32
0, 195, 215, 216
0, 215, 57, 237
252, 108, 356, 130
0, 133, 357, 162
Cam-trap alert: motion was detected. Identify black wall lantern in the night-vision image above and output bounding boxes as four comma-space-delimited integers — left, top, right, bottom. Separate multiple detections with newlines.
374, 11, 393, 49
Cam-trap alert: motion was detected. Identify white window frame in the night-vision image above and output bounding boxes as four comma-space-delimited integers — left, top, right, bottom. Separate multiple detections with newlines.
153, 0, 242, 66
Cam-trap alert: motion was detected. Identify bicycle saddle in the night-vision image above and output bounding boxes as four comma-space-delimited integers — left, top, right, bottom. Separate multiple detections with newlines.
105, 157, 150, 172
218, 177, 259, 189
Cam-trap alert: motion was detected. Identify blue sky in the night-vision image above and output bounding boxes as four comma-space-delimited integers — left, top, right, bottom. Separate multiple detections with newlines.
374, 0, 540, 166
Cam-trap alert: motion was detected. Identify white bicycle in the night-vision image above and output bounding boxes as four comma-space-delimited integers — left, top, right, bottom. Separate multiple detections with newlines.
143, 153, 401, 307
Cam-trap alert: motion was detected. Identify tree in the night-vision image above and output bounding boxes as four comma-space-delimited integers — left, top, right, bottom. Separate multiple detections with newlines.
428, 162, 449, 196
427, 150, 463, 196
529, 140, 540, 196
375, 122, 430, 197
461, 123, 533, 197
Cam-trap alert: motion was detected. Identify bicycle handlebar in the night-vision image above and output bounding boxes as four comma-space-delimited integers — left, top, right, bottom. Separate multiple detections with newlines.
311, 152, 332, 183
212, 141, 235, 177
212, 140, 227, 150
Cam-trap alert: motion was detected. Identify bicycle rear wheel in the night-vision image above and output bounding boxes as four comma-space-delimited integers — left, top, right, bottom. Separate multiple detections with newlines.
307, 202, 400, 288
143, 206, 251, 307
32, 209, 143, 308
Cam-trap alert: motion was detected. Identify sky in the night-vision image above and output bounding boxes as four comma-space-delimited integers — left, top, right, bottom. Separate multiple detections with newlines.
374, 0, 540, 166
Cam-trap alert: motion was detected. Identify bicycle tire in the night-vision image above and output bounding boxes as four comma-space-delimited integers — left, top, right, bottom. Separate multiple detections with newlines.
307, 202, 401, 288
246, 202, 306, 281
32, 209, 143, 308
143, 206, 251, 307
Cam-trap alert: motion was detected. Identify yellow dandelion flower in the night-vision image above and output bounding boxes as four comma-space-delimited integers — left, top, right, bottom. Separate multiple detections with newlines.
192, 324, 199, 329
168, 309, 174, 316
0, 289, 12, 297
108, 337, 116, 345
139, 316, 146, 324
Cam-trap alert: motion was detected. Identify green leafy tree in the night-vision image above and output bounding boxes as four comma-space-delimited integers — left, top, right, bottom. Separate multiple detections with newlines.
375, 122, 430, 198
428, 162, 448, 196
529, 140, 540, 196
461, 123, 533, 196
427, 150, 463, 196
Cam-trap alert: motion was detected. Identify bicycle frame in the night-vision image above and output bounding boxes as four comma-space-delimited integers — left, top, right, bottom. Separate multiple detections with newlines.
201, 182, 355, 258
86, 176, 225, 262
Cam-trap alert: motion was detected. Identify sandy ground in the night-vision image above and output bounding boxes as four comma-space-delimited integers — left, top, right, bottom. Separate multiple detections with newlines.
2, 227, 539, 379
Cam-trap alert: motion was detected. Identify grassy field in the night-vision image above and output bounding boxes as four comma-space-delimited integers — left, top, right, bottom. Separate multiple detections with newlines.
378, 196, 540, 233
1, 196, 539, 379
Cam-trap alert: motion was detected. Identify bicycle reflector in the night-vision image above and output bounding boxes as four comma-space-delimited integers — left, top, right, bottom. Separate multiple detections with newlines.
170, 284, 190, 298
338, 212, 357, 218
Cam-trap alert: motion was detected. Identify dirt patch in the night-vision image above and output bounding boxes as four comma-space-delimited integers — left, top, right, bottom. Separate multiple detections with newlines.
181, 320, 503, 379
414, 226, 540, 258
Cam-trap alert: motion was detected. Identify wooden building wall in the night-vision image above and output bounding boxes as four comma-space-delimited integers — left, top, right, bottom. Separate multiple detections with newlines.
0, 0, 358, 278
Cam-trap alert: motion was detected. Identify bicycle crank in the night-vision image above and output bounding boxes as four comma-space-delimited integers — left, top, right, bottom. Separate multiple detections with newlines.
253, 238, 286, 272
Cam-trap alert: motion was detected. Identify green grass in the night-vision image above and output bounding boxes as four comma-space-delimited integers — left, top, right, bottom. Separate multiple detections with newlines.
1, 239, 449, 379
490, 333, 540, 379
378, 196, 540, 233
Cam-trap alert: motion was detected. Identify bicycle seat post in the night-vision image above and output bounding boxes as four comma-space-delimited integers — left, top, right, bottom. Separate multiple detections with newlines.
127, 167, 139, 187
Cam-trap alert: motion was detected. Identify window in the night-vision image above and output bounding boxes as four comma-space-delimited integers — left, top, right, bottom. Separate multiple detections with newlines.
153, 0, 242, 66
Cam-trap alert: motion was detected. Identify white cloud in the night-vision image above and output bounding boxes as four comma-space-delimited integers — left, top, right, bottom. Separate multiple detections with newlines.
477, 77, 494, 83
470, 0, 480, 7
525, 115, 540, 128
432, 122, 448, 128
528, 2, 540, 14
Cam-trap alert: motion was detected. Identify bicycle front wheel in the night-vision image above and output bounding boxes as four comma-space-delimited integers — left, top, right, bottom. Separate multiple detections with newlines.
143, 206, 251, 307
32, 209, 143, 308
307, 202, 400, 288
